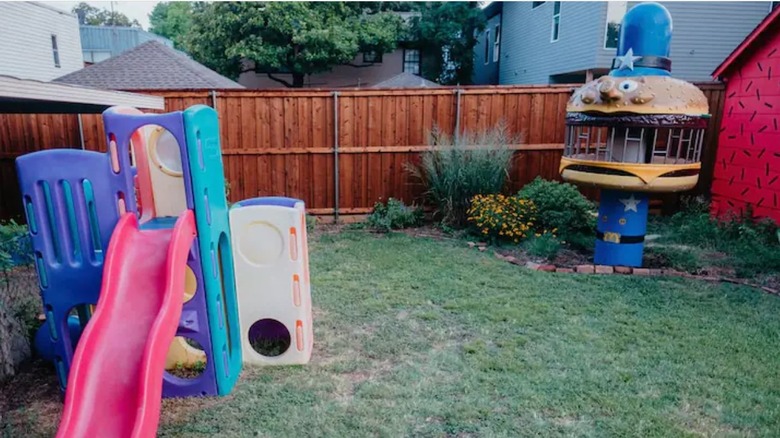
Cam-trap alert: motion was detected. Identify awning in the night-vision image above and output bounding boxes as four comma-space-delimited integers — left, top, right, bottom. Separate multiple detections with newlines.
0, 75, 164, 114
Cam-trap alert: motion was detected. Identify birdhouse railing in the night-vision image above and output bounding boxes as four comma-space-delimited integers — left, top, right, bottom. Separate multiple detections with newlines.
563, 117, 707, 165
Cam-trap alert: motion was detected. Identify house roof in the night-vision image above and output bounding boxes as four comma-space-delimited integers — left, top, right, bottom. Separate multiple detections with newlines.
712, 7, 780, 78
483, 2, 503, 19
0, 75, 163, 114
54, 40, 244, 90
372, 72, 441, 88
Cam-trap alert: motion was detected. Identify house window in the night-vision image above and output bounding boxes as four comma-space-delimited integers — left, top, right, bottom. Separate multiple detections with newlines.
604, 1, 627, 49
51, 35, 61, 68
493, 25, 501, 63
772, 1, 779, 11
551, 2, 561, 42
403, 49, 420, 75
532, 2, 546, 9
363, 51, 383, 63
484, 29, 491, 64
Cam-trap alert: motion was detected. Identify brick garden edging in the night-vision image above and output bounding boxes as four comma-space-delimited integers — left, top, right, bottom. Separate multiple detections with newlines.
472, 245, 780, 297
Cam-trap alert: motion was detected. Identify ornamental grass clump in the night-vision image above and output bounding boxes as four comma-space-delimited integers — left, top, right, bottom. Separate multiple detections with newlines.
407, 122, 518, 227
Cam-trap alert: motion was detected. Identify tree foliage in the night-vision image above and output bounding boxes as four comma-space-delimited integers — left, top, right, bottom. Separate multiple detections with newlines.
72, 2, 140, 27
149, 2, 194, 49
411, 2, 486, 85
186, 2, 402, 87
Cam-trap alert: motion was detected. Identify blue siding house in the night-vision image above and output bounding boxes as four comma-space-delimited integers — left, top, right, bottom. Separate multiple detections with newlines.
473, 2, 503, 85
80, 25, 173, 64
475, 1, 775, 85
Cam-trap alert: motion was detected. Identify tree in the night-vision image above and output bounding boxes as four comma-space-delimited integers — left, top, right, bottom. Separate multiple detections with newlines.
186, 2, 403, 87
149, 2, 194, 49
72, 2, 140, 27
411, 2, 486, 85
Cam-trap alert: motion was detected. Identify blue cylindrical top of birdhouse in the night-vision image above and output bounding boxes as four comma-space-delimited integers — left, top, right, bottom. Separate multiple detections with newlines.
611, 2, 673, 77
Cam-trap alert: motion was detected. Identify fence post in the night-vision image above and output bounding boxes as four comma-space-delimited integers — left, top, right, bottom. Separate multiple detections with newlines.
454, 88, 462, 140
210, 90, 218, 110
77, 114, 85, 150
332, 91, 340, 223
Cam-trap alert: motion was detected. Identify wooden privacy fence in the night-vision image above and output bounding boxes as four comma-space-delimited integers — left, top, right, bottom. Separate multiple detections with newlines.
0, 83, 725, 221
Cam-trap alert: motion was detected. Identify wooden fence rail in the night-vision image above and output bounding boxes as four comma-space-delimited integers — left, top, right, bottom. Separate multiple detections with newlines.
0, 84, 725, 221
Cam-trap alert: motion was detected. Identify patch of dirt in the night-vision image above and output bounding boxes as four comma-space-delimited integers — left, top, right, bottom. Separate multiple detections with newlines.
0, 359, 61, 437
166, 365, 206, 379
333, 359, 396, 404
550, 248, 591, 268
492, 246, 590, 268
400, 225, 460, 241
159, 394, 225, 427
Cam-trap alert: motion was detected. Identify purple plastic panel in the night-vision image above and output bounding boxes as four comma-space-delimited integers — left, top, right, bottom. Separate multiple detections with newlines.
102, 108, 219, 397
235, 197, 302, 208
15, 149, 133, 390
161, 241, 218, 397
102, 108, 195, 211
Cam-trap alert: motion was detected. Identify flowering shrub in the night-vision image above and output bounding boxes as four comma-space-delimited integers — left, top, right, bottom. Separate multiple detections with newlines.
467, 194, 539, 243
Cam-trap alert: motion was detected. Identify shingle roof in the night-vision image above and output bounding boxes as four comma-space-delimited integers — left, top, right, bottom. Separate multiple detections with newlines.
372, 72, 441, 88
54, 40, 244, 90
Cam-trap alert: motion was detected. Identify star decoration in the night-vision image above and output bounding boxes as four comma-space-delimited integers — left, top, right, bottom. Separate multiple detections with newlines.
619, 195, 641, 212
615, 48, 641, 71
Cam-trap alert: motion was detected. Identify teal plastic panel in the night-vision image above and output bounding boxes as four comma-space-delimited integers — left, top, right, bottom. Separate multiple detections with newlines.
182, 105, 242, 395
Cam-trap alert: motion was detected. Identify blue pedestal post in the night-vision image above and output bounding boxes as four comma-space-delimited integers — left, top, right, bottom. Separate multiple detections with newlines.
594, 189, 649, 267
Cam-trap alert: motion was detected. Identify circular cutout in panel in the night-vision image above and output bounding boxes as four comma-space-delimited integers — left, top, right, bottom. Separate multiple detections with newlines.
183, 266, 197, 303
238, 221, 285, 266
149, 127, 183, 177
248, 319, 291, 357
165, 336, 207, 379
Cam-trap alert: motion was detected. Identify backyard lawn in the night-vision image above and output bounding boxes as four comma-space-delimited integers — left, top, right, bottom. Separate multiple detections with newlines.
3, 228, 780, 437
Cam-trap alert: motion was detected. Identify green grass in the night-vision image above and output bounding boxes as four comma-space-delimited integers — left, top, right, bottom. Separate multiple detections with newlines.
3, 230, 779, 437
153, 231, 780, 437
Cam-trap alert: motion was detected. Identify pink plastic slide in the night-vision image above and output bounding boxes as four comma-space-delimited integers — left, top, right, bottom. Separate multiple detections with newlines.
56, 211, 196, 438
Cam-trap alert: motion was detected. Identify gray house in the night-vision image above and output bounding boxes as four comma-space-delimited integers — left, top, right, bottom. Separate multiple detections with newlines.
475, 1, 776, 85
473, 2, 503, 85
80, 25, 173, 64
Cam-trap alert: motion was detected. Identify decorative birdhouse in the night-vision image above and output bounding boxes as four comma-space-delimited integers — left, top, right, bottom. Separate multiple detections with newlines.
558, 2, 710, 267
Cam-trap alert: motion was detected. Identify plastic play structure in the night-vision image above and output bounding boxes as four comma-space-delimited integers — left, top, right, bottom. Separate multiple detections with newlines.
16, 105, 313, 437
559, 2, 710, 267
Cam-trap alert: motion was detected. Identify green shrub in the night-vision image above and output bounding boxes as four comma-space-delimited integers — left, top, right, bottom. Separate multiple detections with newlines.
367, 198, 423, 232
407, 123, 518, 227
0, 220, 32, 274
517, 177, 595, 244
654, 203, 780, 277
523, 232, 561, 260
467, 194, 537, 244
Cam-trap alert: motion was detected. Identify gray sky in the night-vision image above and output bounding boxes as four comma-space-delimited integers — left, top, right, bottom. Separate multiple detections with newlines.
42, 1, 160, 30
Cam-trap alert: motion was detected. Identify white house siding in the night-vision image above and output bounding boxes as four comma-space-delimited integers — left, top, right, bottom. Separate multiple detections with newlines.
0, 2, 83, 81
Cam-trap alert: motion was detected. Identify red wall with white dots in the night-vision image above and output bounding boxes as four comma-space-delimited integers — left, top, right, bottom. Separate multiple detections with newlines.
711, 30, 780, 224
